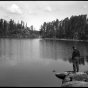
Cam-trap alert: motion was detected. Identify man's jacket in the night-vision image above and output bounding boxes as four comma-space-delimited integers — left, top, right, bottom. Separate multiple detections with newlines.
72, 49, 80, 60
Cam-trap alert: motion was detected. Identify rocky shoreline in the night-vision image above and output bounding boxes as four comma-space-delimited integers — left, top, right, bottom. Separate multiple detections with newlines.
55, 71, 88, 87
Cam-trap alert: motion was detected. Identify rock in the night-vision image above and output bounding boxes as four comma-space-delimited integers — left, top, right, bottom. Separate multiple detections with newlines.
65, 72, 88, 82
84, 70, 88, 75
55, 71, 74, 80
55, 71, 88, 87
62, 77, 71, 84
55, 71, 88, 81
61, 81, 88, 87
55, 72, 68, 80
53, 70, 56, 72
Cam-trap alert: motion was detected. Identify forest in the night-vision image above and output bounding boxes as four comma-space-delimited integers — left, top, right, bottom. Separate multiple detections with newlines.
0, 19, 39, 38
40, 14, 88, 40
1, 14, 88, 40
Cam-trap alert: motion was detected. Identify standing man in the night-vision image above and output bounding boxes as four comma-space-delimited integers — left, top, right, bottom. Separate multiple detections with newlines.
72, 46, 80, 73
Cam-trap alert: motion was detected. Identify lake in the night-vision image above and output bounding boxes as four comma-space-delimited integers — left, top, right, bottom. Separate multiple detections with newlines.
0, 38, 88, 87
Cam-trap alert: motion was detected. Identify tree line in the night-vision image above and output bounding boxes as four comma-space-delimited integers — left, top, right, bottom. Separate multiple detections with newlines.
0, 19, 39, 38
40, 14, 88, 40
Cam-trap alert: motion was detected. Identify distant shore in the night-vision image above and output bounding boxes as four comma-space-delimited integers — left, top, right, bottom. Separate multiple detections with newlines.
0, 37, 88, 42
0, 35, 39, 39
42, 38, 88, 42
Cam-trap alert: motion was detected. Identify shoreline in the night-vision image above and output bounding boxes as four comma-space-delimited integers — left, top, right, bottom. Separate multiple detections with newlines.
0, 37, 88, 42
42, 38, 88, 42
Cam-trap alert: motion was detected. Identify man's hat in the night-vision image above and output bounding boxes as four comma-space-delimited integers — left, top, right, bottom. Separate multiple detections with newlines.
72, 46, 76, 49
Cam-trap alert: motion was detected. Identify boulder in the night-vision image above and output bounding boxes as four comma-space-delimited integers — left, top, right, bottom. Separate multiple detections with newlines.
55, 71, 88, 87
61, 81, 88, 87
55, 71, 73, 80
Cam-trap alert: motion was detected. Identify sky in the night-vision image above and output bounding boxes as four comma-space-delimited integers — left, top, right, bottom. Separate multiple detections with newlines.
0, 1, 88, 30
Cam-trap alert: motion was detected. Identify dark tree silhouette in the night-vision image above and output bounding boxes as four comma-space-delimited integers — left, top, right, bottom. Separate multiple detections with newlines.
40, 14, 88, 40
0, 18, 39, 38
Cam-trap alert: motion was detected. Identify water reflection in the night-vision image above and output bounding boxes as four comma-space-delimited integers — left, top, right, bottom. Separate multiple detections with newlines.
39, 39, 73, 61
0, 38, 41, 66
0, 38, 23, 65
63, 55, 88, 65
40, 39, 88, 65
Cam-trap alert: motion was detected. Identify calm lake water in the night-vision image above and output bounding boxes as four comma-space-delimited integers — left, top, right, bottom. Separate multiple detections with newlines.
0, 38, 88, 87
